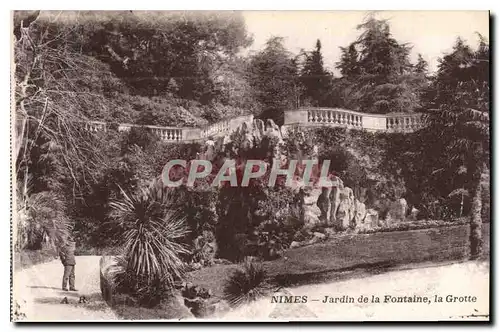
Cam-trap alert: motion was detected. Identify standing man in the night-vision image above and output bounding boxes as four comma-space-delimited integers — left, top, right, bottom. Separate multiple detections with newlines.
59, 239, 77, 291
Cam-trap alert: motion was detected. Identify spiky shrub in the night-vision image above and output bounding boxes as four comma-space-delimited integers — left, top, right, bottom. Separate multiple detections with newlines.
110, 184, 189, 306
223, 258, 268, 307
16, 180, 70, 250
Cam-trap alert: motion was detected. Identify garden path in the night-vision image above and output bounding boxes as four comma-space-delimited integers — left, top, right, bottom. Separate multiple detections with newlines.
14, 255, 118, 321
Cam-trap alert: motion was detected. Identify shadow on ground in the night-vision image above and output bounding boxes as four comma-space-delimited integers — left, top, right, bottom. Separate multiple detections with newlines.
28, 286, 61, 290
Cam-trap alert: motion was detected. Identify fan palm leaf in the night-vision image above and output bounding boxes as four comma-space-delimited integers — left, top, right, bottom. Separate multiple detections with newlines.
109, 184, 189, 289
16, 179, 70, 250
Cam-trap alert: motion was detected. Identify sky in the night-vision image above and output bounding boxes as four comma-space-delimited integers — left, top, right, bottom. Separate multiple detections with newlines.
242, 11, 490, 75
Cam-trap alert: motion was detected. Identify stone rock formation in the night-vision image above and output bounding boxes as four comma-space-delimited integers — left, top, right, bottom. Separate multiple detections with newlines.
199, 121, 388, 240
334, 198, 351, 231
312, 180, 364, 231
215, 118, 285, 162
364, 209, 379, 228
265, 119, 284, 144
386, 198, 408, 224
181, 282, 227, 318
302, 187, 322, 226
317, 187, 332, 224
353, 199, 367, 227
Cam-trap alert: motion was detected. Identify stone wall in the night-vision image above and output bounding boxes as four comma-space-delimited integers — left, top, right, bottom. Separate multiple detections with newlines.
99, 256, 121, 306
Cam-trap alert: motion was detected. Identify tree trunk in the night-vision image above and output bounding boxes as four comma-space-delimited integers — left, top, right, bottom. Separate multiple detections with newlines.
469, 163, 484, 260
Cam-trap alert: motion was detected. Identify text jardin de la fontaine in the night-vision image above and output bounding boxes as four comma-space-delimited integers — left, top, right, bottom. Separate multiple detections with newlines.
271, 294, 478, 304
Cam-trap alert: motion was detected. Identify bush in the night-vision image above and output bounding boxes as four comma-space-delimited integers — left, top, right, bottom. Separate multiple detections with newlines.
191, 230, 218, 266
16, 189, 70, 251
223, 258, 269, 307
109, 182, 190, 306
113, 257, 176, 308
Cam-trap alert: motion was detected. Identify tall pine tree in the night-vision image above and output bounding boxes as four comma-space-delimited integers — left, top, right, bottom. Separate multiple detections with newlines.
247, 37, 300, 124
334, 16, 426, 114
300, 39, 332, 106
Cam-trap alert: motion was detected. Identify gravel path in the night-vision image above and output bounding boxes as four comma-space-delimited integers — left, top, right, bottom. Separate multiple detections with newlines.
220, 261, 489, 321
13, 256, 118, 321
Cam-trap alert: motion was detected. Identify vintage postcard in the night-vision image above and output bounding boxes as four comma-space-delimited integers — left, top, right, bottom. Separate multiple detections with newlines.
11, 10, 490, 322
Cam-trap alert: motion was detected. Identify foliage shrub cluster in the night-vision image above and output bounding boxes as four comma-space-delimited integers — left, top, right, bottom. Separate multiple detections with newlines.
294, 126, 486, 221
223, 257, 268, 307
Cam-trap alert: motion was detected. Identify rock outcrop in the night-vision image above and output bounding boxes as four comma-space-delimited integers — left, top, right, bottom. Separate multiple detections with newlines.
181, 282, 230, 318
364, 209, 379, 228
198, 120, 411, 237
353, 199, 367, 227
99, 256, 122, 306
386, 198, 408, 224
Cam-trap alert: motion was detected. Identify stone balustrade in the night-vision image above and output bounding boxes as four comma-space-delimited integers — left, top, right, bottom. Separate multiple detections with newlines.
385, 114, 424, 132
199, 115, 254, 139
284, 108, 424, 133
201, 120, 230, 139
88, 121, 200, 142
84, 109, 423, 143
85, 121, 107, 132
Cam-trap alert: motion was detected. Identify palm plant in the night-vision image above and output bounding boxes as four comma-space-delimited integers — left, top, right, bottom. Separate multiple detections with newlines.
16, 182, 70, 251
109, 183, 189, 291
223, 257, 268, 307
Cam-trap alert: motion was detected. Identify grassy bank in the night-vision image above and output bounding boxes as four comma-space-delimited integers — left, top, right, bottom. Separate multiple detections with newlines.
188, 223, 490, 299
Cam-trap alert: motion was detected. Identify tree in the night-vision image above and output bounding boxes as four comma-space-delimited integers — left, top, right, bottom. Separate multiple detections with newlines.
423, 36, 489, 259
85, 11, 252, 102
300, 39, 333, 106
338, 43, 361, 77
247, 37, 300, 124
334, 16, 426, 114
14, 11, 108, 251
414, 53, 428, 75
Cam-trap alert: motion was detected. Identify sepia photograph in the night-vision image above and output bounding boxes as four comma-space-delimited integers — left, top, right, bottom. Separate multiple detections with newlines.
10, 10, 490, 322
